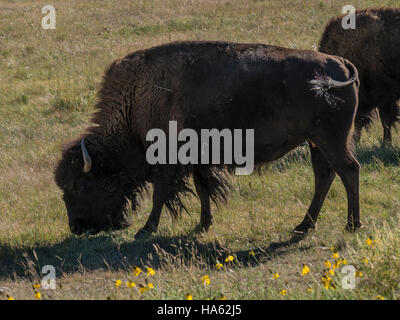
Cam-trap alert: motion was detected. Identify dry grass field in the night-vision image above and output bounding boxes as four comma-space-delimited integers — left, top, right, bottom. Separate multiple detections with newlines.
1, 0, 400, 300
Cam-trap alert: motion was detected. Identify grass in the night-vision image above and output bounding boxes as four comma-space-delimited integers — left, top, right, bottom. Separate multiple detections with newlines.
1, 0, 400, 300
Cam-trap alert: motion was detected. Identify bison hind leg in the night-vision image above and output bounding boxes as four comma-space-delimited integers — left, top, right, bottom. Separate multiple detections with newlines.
294, 143, 336, 234
310, 137, 361, 232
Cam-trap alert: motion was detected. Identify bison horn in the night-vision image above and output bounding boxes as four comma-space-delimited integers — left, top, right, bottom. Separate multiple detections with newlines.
81, 138, 92, 173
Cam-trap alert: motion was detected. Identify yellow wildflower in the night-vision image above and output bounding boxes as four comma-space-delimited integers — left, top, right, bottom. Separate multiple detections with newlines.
307, 287, 313, 292
327, 269, 335, 276
321, 276, 332, 289
363, 258, 369, 264
201, 274, 210, 286
302, 264, 310, 276
273, 273, 280, 279
225, 255, 234, 262
35, 292, 41, 299
366, 238, 377, 247
280, 290, 287, 296
186, 294, 193, 300
139, 286, 149, 294
146, 267, 155, 276
126, 281, 136, 288
133, 267, 142, 277
148, 283, 154, 289
115, 280, 122, 288
355, 271, 363, 277
375, 295, 385, 300
342, 259, 348, 265
332, 252, 339, 259
333, 260, 341, 269
324, 260, 331, 268
216, 263, 223, 270
249, 250, 255, 256
7, 296, 15, 300
33, 283, 41, 289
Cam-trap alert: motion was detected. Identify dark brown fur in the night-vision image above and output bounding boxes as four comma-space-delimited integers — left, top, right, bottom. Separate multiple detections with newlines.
319, 7, 400, 145
54, 41, 361, 238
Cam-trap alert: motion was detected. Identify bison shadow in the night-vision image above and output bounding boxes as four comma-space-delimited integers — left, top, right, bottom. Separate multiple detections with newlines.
1, 145, 397, 281
0, 232, 309, 281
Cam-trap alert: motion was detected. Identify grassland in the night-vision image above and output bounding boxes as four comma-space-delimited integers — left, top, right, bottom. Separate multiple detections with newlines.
1, 0, 400, 300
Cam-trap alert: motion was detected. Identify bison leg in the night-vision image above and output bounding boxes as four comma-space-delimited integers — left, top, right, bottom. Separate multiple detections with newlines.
378, 103, 398, 147
134, 183, 165, 239
353, 105, 377, 144
353, 121, 363, 144
294, 144, 335, 234
335, 155, 361, 232
130, 192, 138, 211
382, 125, 392, 147
321, 145, 361, 232
193, 171, 212, 232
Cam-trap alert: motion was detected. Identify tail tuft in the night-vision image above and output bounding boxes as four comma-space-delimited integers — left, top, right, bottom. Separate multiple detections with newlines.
309, 75, 359, 107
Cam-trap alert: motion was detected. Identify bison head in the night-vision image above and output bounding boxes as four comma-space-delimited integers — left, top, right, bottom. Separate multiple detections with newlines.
54, 137, 135, 235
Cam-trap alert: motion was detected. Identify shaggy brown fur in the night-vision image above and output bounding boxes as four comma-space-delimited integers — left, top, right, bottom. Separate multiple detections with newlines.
54, 41, 361, 238
319, 7, 400, 145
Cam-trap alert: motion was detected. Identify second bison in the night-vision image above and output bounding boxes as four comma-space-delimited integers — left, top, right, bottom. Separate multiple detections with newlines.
319, 7, 400, 146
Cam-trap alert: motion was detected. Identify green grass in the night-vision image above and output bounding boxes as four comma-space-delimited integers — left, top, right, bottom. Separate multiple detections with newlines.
1, 0, 400, 300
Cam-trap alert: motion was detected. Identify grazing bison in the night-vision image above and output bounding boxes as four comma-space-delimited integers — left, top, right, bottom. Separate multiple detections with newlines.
319, 7, 400, 146
54, 41, 361, 238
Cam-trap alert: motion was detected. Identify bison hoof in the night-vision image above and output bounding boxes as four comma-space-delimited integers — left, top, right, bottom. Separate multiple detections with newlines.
293, 222, 315, 235
134, 228, 153, 239
345, 221, 362, 233
194, 223, 211, 234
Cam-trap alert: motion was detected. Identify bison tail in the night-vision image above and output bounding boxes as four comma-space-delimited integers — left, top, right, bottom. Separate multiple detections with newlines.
309, 60, 359, 107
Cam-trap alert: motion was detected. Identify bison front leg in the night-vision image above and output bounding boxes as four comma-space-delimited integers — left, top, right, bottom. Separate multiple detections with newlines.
135, 183, 165, 239
294, 144, 335, 234
353, 106, 375, 145
193, 172, 212, 232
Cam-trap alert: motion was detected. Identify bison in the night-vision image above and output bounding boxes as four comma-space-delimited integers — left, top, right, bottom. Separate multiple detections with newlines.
54, 41, 361, 238
319, 7, 400, 146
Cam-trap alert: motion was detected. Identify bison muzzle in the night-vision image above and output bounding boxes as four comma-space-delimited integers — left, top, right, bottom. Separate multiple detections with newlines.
54, 41, 361, 238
